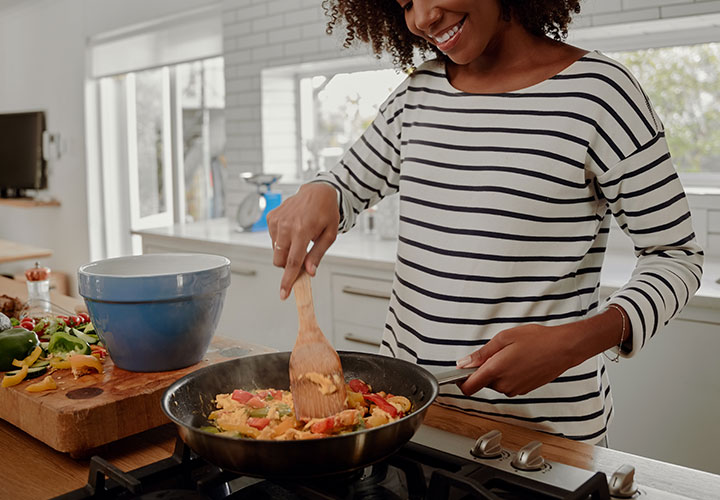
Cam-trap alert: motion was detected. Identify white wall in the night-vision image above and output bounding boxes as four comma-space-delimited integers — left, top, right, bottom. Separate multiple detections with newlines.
0, 0, 218, 295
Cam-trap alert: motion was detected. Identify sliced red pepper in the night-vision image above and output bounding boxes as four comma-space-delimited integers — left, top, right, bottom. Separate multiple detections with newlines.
245, 396, 266, 409
247, 417, 270, 430
310, 417, 336, 434
270, 390, 284, 400
349, 379, 371, 394
231, 389, 254, 404
364, 393, 399, 418
90, 345, 107, 359
255, 390, 269, 399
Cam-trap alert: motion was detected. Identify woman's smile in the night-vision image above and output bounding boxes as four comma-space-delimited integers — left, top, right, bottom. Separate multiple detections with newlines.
429, 15, 466, 52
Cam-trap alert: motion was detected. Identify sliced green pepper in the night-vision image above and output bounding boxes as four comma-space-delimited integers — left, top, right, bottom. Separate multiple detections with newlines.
248, 407, 269, 418
47, 331, 91, 356
0, 328, 39, 372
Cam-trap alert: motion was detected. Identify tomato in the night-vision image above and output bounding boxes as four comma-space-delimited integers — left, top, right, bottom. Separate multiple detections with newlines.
310, 417, 335, 434
20, 318, 36, 330
245, 396, 266, 409
231, 389, 253, 404
67, 315, 84, 327
247, 417, 270, 430
57, 315, 69, 326
78, 313, 91, 323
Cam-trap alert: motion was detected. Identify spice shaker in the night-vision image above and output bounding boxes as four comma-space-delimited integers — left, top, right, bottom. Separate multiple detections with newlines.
25, 262, 51, 314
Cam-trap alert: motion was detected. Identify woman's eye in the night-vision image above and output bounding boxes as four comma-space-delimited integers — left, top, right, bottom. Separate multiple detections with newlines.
402, 1, 413, 11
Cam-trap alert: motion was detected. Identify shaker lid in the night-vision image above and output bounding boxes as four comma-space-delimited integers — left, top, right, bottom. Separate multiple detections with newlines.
25, 262, 51, 281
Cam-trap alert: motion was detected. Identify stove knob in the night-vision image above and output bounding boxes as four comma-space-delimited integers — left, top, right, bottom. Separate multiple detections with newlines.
471, 430, 503, 458
609, 464, 638, 498
511, 440, 545, 471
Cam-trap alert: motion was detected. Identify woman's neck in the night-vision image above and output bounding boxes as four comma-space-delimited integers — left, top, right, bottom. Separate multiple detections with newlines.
446, 24, 587, 94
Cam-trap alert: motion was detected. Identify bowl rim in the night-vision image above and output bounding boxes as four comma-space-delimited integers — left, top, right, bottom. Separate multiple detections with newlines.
78, 253, 231, 278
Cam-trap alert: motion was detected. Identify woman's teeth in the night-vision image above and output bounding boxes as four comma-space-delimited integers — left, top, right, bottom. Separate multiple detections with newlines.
434, 24, 460, 43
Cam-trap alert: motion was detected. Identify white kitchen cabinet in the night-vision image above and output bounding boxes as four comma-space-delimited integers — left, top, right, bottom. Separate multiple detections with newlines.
329, 272, 392, 352
606, 317, 720, 475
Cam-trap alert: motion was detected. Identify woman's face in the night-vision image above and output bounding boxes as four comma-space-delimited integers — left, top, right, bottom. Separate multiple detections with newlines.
397, 0, 505, 65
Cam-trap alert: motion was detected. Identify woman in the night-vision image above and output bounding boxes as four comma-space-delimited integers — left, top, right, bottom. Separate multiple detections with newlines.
267, 0, 703, 443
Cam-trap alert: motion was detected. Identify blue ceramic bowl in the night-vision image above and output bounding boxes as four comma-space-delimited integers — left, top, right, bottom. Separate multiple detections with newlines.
77, 253, 231, 372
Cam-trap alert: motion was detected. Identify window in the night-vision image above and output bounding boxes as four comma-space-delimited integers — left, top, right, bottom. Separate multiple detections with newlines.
176, 57, 226, 222
261, 61, 405, 183
608, 43, 720, 180
96, 56, 226, 255
298, 69, 406, 178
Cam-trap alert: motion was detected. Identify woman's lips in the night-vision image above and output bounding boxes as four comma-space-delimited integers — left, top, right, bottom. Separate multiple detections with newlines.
432, 16, 466, 53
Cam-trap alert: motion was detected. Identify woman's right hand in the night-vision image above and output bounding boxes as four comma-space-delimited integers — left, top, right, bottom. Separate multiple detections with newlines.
266, 182, 340, 300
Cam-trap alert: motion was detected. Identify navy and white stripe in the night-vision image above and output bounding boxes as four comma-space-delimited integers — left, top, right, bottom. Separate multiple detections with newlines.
315, 51, 703, 443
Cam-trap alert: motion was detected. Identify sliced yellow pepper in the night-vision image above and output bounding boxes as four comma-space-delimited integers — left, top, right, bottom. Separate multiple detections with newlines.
11, 345, 43, 368
49, 357, 71, 370
69, 354, 104, 378
2, 364, 28, 387
26, 375, 57, 393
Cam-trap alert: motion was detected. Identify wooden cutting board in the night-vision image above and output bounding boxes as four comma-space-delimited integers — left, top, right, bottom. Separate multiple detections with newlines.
0, 336, 274, 456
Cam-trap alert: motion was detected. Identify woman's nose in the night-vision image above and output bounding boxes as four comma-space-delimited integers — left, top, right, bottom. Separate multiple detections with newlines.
413, 4, 442, 33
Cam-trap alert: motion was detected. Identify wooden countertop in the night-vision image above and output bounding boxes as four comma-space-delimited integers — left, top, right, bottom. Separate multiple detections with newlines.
0, 275, 80, 313
0, 239, 52, 264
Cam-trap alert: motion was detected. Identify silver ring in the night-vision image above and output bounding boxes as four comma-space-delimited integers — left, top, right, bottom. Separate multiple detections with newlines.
273, 241, 282, 251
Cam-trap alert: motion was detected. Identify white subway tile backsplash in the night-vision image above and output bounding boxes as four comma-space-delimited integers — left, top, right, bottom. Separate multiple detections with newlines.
269, 25, 303, 44
251, 44, 284, 62
624, 0, 691, 8
662, 0, 720, 17
283, 38, 320, 57
268, 0, 302, 15
592, 8, 660, 25
282, 6, 323, 26
581, 0, 624, 16
252, 14, 284, 33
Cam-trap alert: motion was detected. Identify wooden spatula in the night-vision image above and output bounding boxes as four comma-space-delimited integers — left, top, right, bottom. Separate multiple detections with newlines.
289, 271, 347, 420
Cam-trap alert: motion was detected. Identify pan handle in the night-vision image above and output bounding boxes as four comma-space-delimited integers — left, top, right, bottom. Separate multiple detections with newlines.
430, 367, 476, 385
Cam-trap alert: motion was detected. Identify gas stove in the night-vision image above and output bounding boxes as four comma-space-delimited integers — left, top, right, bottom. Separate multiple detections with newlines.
53, 426, 688, 500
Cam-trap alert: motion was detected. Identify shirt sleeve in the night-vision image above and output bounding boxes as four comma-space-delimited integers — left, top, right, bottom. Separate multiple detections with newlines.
311, 78, 408, 233
596, 132, 704, 358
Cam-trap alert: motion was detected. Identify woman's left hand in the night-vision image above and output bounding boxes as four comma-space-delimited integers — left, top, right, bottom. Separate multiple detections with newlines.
456, 324, 581, 397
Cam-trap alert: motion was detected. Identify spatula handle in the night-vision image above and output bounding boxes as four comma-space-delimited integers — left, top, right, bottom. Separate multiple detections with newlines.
293, 271, 319, 332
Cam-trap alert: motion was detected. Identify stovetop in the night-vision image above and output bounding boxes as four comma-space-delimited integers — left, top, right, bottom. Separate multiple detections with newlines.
53, 426, 689, 500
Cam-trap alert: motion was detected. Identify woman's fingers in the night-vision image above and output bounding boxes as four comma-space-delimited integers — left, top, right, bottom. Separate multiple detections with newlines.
266, 183, 340, 299
304, 226, 337, 276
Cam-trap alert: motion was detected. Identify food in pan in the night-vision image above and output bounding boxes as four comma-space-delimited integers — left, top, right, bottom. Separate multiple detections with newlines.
205, 378, 412, 440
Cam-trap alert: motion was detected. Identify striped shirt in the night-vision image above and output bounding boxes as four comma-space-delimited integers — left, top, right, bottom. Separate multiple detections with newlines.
314, 51, 704, 443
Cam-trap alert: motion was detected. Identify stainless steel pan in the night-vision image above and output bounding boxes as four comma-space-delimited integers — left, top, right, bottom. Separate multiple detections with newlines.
161, 351, 472, 478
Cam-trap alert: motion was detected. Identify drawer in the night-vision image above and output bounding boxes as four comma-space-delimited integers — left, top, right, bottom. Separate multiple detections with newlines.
331, 273, 392, 327
333, 321, 383, 354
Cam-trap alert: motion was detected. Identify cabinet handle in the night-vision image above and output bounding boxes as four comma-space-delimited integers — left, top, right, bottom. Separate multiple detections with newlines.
343, 333, 381, 347
341, 286, 391, 300
231, 267, 257, 277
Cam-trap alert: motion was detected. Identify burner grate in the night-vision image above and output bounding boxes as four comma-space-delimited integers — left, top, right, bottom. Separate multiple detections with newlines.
54, 437, 611, 500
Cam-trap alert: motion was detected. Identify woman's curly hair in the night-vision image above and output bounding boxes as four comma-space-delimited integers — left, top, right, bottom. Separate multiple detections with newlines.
322, 0, 582, 71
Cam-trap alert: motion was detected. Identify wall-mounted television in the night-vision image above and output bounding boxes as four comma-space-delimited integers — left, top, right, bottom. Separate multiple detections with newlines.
0, 111, 47, 198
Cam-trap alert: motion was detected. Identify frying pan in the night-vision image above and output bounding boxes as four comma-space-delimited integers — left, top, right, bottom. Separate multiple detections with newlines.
161, 351, 473, 478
